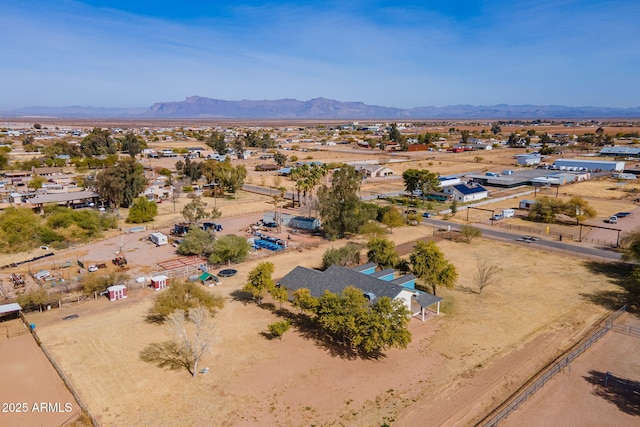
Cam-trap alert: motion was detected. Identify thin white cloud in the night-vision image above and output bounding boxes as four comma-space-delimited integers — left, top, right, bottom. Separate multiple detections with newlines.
0, 0, 638, 109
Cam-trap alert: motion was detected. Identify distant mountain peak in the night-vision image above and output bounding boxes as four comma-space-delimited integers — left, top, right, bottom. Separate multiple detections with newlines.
2, 97, 639, 119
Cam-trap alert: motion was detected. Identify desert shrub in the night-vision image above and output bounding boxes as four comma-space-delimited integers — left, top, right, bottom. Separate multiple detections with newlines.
267, 320, 291, 339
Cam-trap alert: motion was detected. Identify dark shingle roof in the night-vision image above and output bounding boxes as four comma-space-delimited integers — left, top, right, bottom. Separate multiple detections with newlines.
278, 265, 401, 300
414, 292, 443, 308
352, 262, 377, 273
371, 268, 396, 279
391, 274, 416, 286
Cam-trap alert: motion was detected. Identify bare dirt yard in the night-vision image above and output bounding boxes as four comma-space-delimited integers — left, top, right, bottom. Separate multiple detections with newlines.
0, 318, 80, 427
22, 223, 633, 426
3, 136, 640, 426
502, 313, 640, 427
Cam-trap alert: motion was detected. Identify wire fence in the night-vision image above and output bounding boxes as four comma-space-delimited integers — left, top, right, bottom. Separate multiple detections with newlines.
19, 312, 99, 427
479, 305, 627, 427
612, 323, 640, 338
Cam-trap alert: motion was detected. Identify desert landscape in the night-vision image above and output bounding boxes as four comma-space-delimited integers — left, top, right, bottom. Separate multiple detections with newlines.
1, 120, 639, 427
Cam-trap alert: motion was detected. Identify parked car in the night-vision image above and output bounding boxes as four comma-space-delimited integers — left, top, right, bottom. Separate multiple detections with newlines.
263, 222, 278, 228
422, 212, 433, 218
88, 264, 99, 272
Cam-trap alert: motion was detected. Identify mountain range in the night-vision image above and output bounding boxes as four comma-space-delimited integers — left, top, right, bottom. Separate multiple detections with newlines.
2, 96, 640, 120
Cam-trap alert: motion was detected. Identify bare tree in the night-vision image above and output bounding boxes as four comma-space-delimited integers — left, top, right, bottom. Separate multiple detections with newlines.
167, 306, 217, 378
475, 259, 500, 294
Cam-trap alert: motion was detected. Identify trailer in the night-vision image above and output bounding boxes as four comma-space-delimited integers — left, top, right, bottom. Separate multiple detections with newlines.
502, 209, 515, 218
149, 232, 168, 246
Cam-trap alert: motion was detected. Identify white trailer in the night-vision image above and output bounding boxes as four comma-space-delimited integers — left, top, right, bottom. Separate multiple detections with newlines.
149, 232, 168, 246
502, 209, 515, 218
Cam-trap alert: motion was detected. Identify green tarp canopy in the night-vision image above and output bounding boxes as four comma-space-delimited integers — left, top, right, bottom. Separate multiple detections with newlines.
199, 272, 218, 282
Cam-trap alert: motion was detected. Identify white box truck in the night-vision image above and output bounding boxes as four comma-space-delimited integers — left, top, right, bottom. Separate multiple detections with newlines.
149, 232, 168, 246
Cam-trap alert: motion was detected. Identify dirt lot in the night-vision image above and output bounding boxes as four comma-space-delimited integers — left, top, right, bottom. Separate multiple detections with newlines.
22, 223, 630, 426
0, 318, 80, 427
2, 136, 640, 426
503, 313, 640, 427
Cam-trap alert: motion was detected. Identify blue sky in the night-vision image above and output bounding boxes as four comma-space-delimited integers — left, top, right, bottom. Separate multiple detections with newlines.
1, 0, 639, 109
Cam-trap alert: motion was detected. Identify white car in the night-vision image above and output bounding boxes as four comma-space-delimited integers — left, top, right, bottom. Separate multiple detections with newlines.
88, 264, 99, 272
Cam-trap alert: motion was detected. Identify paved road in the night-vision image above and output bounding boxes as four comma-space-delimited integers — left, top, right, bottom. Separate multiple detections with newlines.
423, 218, 623, 261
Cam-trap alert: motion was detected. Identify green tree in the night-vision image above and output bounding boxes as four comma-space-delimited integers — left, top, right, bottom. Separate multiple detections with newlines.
367, 237, 400, 269
81, 128, 117, 157
269, 285, 289, 308
359, 222, 387, 239
95, 158, 146, 208
120, 132, 144, 158
243, 262, 275, 304
321, 242, 362, 270
177, 226, 215, 256
381, 207, 405, 232
17, 288, 48, 311
291, 288, 318, 314
317, 166, 367, 239
209, 234, 251, 264
126, 197, 158, 223
149, 280, 224, 321
315, 286, 411, 354
564, 196, 597, 224
491, 124, 502, 135
273, 151, 287, 167
207, 131, 227, 155
29, 176, 45, 191
402, 169, 441, 200
527, 196, 565, 223
410, 240, 458, 296
461, 130, 470, 144
389, 123, 402, 142
81, 271, 129, 296
450, 200, 458, 216
182, 196, 210, 225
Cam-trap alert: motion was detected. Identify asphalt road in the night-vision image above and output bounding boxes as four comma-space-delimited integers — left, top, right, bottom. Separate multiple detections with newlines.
423, 218, 623, 261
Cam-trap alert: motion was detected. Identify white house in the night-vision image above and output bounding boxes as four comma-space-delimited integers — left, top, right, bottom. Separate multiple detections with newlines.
443, 183, 488, 202
353, 164, 394, 178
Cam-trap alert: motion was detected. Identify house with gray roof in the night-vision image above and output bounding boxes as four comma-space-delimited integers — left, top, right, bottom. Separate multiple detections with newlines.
277, 263, 441, 321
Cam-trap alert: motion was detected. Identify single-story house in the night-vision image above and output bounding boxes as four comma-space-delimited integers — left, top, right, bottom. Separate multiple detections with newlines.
353, 164, 394, 178
255, 164, 279, 171
277, 263, 442, 321
443, 183, 488, 203
32, 167, 65, 176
